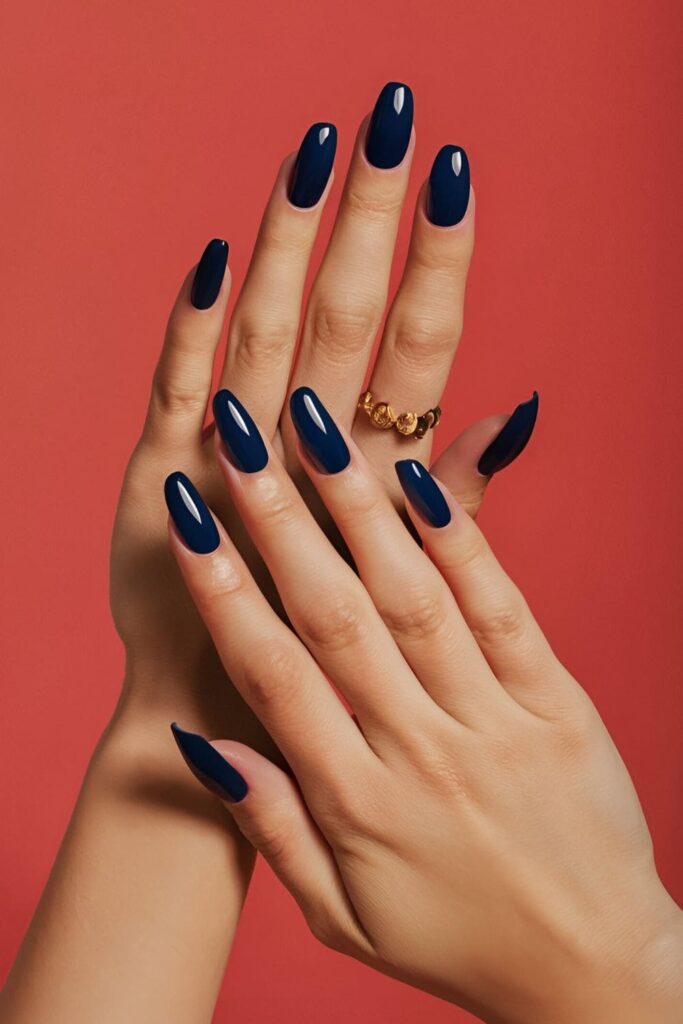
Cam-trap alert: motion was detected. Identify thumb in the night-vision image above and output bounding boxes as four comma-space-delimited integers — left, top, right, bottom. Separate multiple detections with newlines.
170, 724, 373, 957
432, 392, 538, 518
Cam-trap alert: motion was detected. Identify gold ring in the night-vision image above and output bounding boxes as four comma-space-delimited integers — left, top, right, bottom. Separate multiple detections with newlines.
358, 390, 442, 439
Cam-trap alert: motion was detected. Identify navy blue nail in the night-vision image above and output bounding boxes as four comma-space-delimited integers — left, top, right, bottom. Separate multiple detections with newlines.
164, 472, 219, 554
428, 145, 471, 226
365, 82, 413, 169
290, 387, 350, 475
288, 123, 337, 208
171, 724, 248, 802
213, 390, 268, 473
191, 239, 229, 310
395, 460, 451, 528
477, 392, 539, 476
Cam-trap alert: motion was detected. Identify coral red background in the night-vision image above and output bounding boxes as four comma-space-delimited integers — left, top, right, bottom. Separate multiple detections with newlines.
1, 1, 682, 1020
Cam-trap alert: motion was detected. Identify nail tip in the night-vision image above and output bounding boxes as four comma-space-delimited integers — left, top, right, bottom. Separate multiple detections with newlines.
477, 391, 540, 476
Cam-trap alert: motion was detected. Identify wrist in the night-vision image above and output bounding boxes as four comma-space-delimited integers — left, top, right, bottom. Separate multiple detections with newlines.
524, 898, 683, 1024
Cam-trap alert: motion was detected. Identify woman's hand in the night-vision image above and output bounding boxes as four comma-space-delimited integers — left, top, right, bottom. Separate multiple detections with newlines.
165, 388, 683, 1024
111, 82, 537, 740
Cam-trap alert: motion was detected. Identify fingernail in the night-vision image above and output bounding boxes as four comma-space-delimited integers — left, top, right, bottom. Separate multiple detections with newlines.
290, 386, 350, 474
164, 471, 220, 554
365, 81, 413, 169
395, 460, 451, 528
213, 390, 269, 473
428, 145, 471, 226
477, 392, 539, 476
171, 724, 248, 802
191, 238, 229, 309
288, 123, 337, 208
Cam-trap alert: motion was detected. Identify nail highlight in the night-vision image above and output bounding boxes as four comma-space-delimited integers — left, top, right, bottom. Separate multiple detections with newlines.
365, 82, 414, 169
191, 238, 229, 309
477, 392, 539, 476
428, 145, 470, 226
164, 472, 220, 554
288, 123, 337, 208
171, 724, 248, 802
395, 460, 452, 528
289, 386, 350, 474
213, 390, 269, 473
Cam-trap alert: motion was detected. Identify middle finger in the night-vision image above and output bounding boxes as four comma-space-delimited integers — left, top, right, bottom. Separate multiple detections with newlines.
286, 82, 415, 432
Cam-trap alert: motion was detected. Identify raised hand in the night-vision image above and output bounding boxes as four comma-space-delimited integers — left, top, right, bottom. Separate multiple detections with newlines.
111, 82, 536, 741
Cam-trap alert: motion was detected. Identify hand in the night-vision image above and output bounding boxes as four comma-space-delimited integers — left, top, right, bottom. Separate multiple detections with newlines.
165, 387, 683, 1024
111, 82, 537, 738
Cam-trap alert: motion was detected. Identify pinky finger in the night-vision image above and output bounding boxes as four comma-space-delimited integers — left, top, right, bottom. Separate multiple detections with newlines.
430, 392, 539, 519
394, 460, 573, 717
170, 725, 374, 958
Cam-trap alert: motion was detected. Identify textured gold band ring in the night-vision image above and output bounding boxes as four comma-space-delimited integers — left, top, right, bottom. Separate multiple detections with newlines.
358, 390, 442, 439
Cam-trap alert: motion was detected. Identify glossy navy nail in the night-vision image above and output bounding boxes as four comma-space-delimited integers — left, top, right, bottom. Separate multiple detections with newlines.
164, 472, 219, 554
288, 123, 337, 208
213, 389, 268, 473
395, 460, 451, 528
428, 145, 471, 226
191, 238, 229, 309
477, 392, 539, 476
171, 724, 248, 802
365, 82, 413, 169
290, 386, 350, 475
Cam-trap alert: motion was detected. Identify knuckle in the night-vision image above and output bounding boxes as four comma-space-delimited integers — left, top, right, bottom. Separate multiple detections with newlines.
379, 587, 450, 642
259, 221, 312, 259
390, 318, 461, 374
297, 592, 369, 653
244, 815, 292, 864
344, 184, 403, 222
412, 240, 473, 276
470, 599, 529, 649
151, 374, 206, 418
241, 641, 305, 717
192, 556, 245, 615
233, 317, 297, 372
309, 302, 381, 360
253, 488, 300, 530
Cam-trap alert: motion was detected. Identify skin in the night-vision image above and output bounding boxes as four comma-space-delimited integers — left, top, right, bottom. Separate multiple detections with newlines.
0, 101, 514, 1023
169, 421, 683, 1024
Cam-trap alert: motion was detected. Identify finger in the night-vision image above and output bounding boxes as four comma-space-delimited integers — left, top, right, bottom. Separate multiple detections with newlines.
287, 386, 505, 727
430, 393, 539, 518
358, 149, 474, 487
220, 125, 337, 436
143, 239, 231, 447
287, 83, 415, 428
211, 390, 430, 745
395, 460, 571, 717
163, 471, 369, 783
170, 727, 374, 958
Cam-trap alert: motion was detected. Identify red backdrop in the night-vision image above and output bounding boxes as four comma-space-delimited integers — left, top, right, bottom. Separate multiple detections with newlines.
2, 1, 682, 1020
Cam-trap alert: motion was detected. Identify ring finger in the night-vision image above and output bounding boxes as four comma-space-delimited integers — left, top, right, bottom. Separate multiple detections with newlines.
357, 147, 474, 494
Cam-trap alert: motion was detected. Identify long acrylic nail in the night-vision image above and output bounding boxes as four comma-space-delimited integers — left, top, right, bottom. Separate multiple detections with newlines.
365, 82, 413, 169
428, 145, 471, 226
191, 238, 229, 309
395, 460, 452, 528
171, 724, 248, 802
477, 392, 539, 476
164, 472, 220, 553
289, 386, 350, 474
213, 390, 268, 473
288, 123, 337, 208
